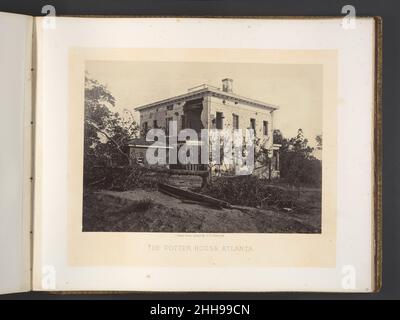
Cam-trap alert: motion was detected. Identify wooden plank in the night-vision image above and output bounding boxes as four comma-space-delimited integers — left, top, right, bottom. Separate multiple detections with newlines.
158, 188, 184, 200
168, 169, 209, 177
145, 166, 209, 177
158, 183, 231, 209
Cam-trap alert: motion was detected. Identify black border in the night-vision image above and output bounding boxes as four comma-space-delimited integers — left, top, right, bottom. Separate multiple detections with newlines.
0, 0, 398, 300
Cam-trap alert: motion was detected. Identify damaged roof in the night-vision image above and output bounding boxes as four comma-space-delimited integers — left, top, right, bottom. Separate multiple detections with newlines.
135, 84, 279, 112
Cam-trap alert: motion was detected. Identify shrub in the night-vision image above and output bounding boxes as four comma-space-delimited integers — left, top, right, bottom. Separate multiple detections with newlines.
83, 165, 169, 191
202, 176, 303, 209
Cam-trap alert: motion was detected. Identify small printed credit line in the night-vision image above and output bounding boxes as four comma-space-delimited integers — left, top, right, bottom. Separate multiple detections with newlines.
150, 304, 251, 317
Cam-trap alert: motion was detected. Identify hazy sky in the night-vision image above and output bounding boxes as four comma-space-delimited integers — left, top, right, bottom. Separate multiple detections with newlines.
86, 61, 323, 146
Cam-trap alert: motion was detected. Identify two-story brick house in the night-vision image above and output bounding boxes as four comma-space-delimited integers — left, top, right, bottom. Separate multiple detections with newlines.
128, 79, 281, 178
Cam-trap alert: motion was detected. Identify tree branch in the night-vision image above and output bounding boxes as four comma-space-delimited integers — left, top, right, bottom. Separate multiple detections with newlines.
86, 120, 130, 160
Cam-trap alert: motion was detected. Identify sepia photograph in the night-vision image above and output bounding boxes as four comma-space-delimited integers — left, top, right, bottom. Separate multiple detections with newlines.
82, 61, 323, 234
0, 0, 387, 297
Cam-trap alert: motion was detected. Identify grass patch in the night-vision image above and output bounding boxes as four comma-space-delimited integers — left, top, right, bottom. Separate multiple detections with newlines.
117, 198, 154, 214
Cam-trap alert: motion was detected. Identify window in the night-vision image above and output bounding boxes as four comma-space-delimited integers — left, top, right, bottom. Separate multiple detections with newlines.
274, 150, 279, 169
153, 120, 158, 128
263, 121, 269, 136
250, 118, 256, 134
216, 112, 223, 129
167, 105, 173, 110
181, 115, 186, 129
233, 114, 239, 130
166, 117, 173, 135
142, 122, 148, 136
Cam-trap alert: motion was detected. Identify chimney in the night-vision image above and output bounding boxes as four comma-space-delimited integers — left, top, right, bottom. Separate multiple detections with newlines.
222, 78, 233, 93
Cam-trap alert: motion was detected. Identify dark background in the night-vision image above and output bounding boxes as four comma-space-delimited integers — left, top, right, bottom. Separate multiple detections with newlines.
0, 0, 398, 300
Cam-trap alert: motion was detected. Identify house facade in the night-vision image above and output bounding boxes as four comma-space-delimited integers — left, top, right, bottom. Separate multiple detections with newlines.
129, 79, 280, 178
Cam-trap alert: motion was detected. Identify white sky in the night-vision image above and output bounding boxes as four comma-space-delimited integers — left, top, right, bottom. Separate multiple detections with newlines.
86, 61, 323, 147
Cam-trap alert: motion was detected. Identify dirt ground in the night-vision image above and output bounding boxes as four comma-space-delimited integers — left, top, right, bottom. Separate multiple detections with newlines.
83, 186, 321, 233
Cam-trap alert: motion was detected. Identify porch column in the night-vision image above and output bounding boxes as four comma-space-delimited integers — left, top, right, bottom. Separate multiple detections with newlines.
276, 150, 280, 171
